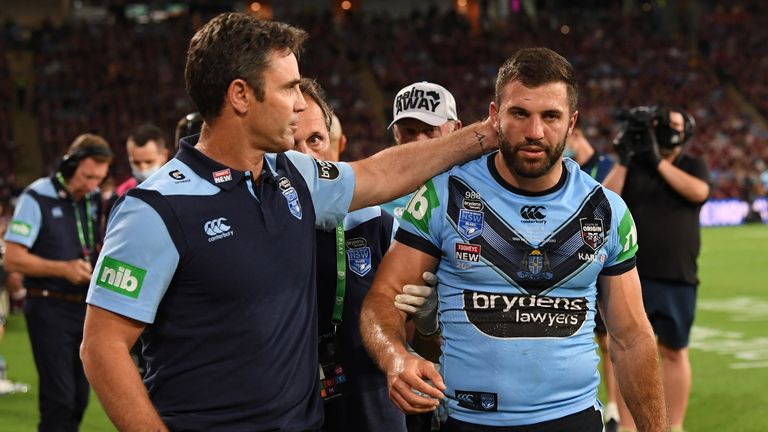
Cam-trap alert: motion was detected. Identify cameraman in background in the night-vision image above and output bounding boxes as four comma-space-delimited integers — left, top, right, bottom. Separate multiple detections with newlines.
603, 107, 710, 432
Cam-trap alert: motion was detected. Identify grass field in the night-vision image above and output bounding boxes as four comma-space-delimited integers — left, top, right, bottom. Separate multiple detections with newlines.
1, 224, 766, 431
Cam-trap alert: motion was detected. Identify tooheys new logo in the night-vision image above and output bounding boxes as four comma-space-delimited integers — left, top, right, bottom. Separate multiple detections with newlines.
394, 87, 441, 114
464, 290, 587, 338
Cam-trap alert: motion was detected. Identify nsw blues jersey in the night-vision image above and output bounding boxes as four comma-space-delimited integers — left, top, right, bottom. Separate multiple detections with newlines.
396, 154, 638, 426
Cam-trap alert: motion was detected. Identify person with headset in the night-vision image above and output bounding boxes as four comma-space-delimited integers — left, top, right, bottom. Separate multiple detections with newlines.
3, 133, 112, 431
603, 107, 709, 432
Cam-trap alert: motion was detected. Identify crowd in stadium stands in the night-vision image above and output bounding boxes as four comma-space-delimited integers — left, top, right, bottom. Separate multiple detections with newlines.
1, 2, 766, 204
0, 34, 17, 213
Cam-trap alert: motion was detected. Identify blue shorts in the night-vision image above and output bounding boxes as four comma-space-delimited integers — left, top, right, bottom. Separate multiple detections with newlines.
640, 278, 697, 349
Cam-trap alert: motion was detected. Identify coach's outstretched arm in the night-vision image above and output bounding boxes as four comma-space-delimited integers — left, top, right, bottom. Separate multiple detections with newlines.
360, 241, 445, 414
81, 306, 168, 432
599, 269, 668, 432
348, 118, 497, 211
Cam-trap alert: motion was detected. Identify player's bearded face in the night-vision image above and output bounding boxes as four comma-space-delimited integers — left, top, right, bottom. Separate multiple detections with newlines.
498, 127, 567, 178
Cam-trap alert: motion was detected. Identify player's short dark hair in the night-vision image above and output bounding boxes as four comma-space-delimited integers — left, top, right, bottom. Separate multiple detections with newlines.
299, 78, 333, 132
495, 47, 578, 114
127, 124, 167, 149
185, 12, 308, 121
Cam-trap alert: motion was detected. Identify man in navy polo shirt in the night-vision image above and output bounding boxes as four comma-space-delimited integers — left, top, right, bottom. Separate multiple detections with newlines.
80, 12, 498, 431
4, 133, 112, 431
295, 78, 406, 431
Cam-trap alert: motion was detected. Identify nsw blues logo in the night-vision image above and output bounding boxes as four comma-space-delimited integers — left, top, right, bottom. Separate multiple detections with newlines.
347, 247, 372, 277
458, 209, 484, 240
480, 393, 497, 410
579, 217, 605, 251
516, 249, 553, 280
278, 177, 302, 220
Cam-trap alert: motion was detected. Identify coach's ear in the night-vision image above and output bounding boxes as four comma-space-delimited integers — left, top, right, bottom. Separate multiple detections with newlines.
227, 79, 250, 116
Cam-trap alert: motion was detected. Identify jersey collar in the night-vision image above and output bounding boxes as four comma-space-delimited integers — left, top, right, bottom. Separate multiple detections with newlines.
176, 136, 246, 190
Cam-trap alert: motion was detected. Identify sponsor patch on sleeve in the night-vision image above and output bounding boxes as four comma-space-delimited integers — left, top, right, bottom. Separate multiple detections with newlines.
616, 209, 638, 262
9, 220, 32, 237
315, 160, 340, 180
96, 256, 147, 299
402, 180, 440, 234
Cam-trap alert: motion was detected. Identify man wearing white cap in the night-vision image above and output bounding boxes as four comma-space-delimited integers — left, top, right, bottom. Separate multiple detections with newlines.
382, 82, 462, 219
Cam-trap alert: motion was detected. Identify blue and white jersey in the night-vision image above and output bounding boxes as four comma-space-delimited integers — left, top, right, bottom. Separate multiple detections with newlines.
396, 154, 638, 426
86, 139, 355, 431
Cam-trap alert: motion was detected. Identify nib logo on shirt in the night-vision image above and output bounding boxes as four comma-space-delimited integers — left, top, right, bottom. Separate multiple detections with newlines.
97, 256, 147, 298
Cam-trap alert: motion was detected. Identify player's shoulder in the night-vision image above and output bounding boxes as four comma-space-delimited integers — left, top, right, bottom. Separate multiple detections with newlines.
136, 159, 218, 197
345, 205, 394, 231
24, 177, 57, 199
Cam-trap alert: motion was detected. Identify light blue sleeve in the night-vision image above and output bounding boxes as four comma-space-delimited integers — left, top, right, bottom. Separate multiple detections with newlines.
283, 150, 355, 230
3, 193, 42, 248
86, 196, 179, 324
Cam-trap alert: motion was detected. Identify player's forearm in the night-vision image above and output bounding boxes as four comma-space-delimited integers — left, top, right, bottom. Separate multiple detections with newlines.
81, 339, 167, 431
4, 243, 70, 279
611, 331, 667, 432
348, 120, 496, 211
361, 292, 412, 373
657, 160, 709, 204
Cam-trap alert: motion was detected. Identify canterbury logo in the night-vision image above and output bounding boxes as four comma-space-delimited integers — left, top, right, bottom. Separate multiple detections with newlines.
457, 393, 475, 403
520, 205, 546, 220
204, 218, 231, 236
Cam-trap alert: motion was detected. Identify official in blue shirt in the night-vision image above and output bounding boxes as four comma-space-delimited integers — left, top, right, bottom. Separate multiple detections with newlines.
4, 134, 112, 431
80, 12, 499, 432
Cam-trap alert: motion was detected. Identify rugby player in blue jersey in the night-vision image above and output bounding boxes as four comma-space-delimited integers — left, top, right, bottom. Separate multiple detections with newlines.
361, 47, 667, 432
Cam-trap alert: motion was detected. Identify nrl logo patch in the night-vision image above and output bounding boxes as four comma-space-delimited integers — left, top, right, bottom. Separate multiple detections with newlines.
347, 247, 372, 277
278, 177, 302, 220
457, 209, 484, 240
579, 217, 605, 251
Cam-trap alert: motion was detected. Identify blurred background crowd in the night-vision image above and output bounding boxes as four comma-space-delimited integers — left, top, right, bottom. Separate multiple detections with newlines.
0, 0, 766, 219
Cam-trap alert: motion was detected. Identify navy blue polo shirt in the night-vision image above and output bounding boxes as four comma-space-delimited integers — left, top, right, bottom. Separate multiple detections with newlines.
87, 139, 355, 431
316, 207, 406, 431
5, 174, 103, 294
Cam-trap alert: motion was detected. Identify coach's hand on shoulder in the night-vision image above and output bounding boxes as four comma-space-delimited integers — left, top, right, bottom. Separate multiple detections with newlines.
385, 351, 445, 414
